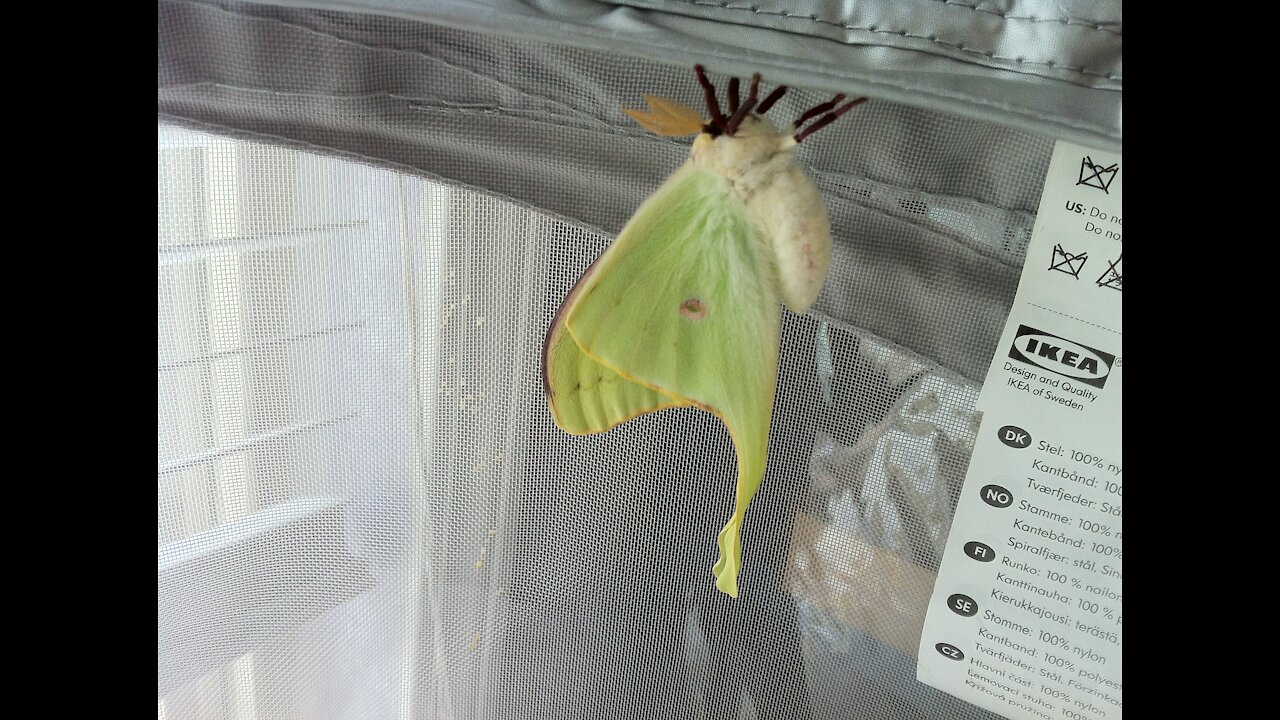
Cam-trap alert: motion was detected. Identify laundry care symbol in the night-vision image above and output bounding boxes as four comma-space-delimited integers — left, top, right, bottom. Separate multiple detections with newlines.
1077, 156, 1118, 194
1049, 244, 1087, 278
1096, 254, 1121, 291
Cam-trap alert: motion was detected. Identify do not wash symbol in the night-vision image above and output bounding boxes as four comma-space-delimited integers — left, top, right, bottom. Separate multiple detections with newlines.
1049, 244, 1087, 278
1077, 156, 1118, 194
1096, 254, 1122, 291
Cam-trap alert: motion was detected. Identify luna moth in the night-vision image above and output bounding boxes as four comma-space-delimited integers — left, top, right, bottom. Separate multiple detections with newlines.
542, 66, 865, 598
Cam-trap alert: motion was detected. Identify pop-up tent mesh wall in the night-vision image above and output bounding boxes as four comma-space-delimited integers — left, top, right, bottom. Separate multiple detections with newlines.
158, 2, 1121, 717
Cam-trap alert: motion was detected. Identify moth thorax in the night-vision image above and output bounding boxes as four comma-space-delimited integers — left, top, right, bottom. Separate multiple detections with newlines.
693, 116, 787, 168
691, 118, 796, 202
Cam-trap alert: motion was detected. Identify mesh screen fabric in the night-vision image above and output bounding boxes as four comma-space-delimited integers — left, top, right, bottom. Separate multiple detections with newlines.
157, 3, 1117, 718
159, 1, 1046, 382
160, 123, 997, 719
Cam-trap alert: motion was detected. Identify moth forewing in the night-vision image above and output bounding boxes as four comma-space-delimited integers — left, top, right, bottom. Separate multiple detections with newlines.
542, 67, 863, 598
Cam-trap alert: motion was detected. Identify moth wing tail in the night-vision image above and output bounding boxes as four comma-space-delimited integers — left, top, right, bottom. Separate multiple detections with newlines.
564, 167, 783, 597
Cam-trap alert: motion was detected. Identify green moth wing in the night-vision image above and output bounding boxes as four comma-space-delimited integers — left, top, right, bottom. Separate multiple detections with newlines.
543, 268, 691, 435
543, 164, 781, 597
545, 66, 862, 597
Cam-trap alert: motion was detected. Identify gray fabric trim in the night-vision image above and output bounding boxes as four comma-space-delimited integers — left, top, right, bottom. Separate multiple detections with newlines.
207, 0, 1121, 149
158, 0, 1115, 382
601, 0, 1121, 87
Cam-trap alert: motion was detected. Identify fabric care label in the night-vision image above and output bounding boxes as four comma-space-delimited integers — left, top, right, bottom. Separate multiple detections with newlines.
917, 140, 1122, 720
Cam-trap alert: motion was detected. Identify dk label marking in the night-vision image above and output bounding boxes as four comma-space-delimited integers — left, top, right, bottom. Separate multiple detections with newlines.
1008, 326, 1115, 389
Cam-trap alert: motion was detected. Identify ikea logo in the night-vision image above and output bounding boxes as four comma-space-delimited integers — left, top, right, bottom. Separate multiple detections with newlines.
1008, 326, 1114, 389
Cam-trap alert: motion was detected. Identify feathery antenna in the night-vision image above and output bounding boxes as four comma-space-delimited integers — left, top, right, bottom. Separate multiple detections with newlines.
692, 66, 866, 140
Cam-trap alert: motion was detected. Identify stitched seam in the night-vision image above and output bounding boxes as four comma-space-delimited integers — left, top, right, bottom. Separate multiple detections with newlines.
162, 82, 582, 121
162, 0, 1120, 137
164, 0, 593, 122
682, 0, 1122, 34
921, 0, 1121, 32
813, 167, 1039, 228
159, 81, 679, 143
406, 102, 662, 140
161, 80, 1052, 217
658, 1, 1121, 77
1028, 303, 1121, 335
818, 180, 1029, 269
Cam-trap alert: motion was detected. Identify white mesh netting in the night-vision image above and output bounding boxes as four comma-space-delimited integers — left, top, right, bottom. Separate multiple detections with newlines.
159, 121, 1017, 718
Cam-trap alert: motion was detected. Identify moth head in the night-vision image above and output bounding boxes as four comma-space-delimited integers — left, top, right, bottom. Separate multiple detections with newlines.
727, 115, 779, 139
625, 68, 868, 149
